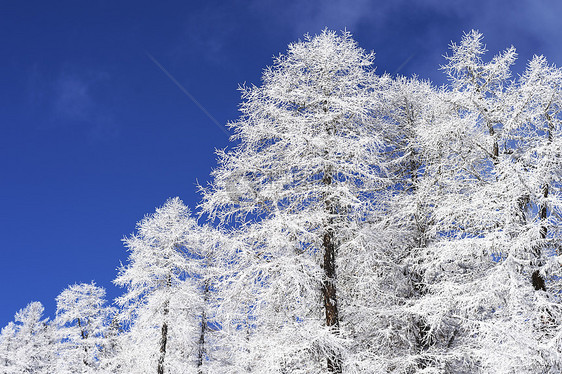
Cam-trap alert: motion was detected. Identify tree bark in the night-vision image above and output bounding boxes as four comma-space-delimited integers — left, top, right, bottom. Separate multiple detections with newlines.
157, 319, 168, 374
158, 274, 172, 374
322, 171, 342, 374
197, 280, 209, 373
77, 318, 91, 367
532, 112, 554, 291
533, 183, 549, 291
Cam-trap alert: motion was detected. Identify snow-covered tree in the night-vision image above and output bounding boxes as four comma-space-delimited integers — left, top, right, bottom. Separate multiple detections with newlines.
54, 282, 115, 373
114, 197, 211, 373
377, 75, 451, 371
200, 29, 562, 373
201, 29, 404, 373
397, 30, 562, 373
0, 322, 17, 372
97, 316, 125, 373
2, 302, 56, 373
3, 28, 562, 374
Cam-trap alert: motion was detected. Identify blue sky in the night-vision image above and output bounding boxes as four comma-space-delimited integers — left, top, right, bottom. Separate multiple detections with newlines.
2, 0, 562, 327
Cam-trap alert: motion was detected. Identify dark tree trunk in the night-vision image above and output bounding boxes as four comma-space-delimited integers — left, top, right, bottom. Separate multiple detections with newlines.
197, 280, 209, 373
413, 252, 434, 367
490, 118, 547, 292
157, 319, 169, 374
77, 318, 90, 367
196, 311, 207, 373
321, 172, 342, 374
533, 183, 549, 291
415, 320, 434, 369
158, 274, 172, 374
414, 262, 434, 369
532, 271, 546, 291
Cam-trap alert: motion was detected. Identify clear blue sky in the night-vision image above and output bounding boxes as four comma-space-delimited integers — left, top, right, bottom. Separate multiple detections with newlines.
2, 0, 562, 327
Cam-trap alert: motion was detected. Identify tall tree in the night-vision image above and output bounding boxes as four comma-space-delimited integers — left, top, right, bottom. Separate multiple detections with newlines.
0, 322, 17, 372
55, 282, 115, 373
7, 302, 55, 373
201, 30, 399, 373
403, 30, 562, 373
3, 28, 562, 374
380, 75, 451, 371
193, 224, 227, 374
114, 197, 210, 373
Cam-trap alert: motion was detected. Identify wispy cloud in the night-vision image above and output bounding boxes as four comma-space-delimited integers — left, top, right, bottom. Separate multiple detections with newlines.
54, 74, 94, 121
168, 0, 562, 88
276, 0, 374, 34
49, 69, 119, 142
177, 5, 235, 64
247, 0, 375, 36
402, 0, 562, 63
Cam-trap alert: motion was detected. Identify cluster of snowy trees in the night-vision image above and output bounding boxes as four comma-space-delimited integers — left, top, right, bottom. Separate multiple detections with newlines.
3, 29, 562, 373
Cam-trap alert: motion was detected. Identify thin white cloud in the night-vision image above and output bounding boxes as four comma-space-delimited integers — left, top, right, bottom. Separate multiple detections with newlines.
177, 5, 234, 64
54, 74, 93, 121
293, 0, 374, 33
50, 70, 119, 142
171, 0, 562, 86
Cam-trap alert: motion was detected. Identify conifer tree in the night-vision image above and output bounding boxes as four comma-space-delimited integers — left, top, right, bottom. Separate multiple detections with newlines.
201, 29, 400, 373
0, 322, 17, 371
114, 197, 211, 373
404, 30, 562, 373
55, 282, 115, 373
2, 28, 562, 374
8, 302, 55, 373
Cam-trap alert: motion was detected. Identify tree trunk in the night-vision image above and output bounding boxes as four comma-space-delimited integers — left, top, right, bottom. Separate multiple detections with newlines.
533, 183, 549, 291
408, 158, 435, 369
487, 121, 499, 162
197, 280, 209, 373
322, 171, 342, 374
158, 274, 172, 374
157, 319, 168, 374
77, 318, 91, 367
532, 113, 554, 291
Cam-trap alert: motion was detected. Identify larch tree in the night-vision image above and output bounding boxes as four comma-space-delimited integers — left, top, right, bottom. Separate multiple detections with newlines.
2, 28, 562, 374
401, 31, 562, 373
98, 315, 125, 373
114, 197, 211, 374
201, 30, 402, 373
54, 282, 115, 373
7, 302, 55, 373
0, 322, 17, 371
380, 74, 454, 371
192, 223, 231, 374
